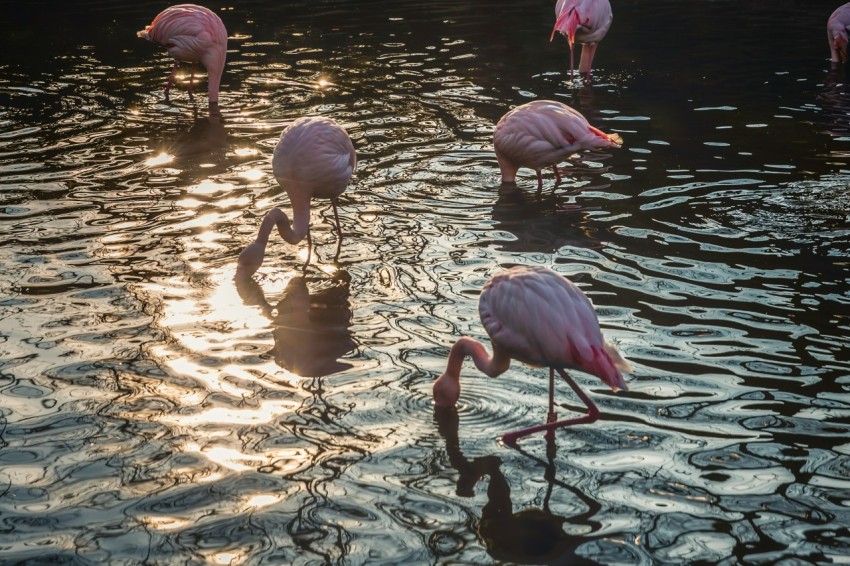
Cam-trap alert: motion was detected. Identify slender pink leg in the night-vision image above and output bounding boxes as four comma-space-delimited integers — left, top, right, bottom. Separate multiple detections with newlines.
164, 61, 179, 98
502, 368, 600, 445
545, 368, 556, 440
331, 198, 343, 240
536, 169, 544, 193
302, 230, 312, 273
551, 164, 562, 185
188, 65, 196, 100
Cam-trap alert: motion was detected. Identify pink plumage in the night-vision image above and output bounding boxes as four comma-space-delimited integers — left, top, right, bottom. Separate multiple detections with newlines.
551, 0, 612, 79
137, 4, 228, 103
237, 117, 357, 276
493, 100, 622, 190
433, 265, 631, 444
828, 3, 850, 64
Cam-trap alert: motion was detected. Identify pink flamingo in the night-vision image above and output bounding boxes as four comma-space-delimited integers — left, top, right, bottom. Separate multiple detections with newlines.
551, 0, 613, 80
137, 4, 228, 103
828, 3, 850, 64
432, 265, 631, 445
237, 117, 357, 276
493, 100, 622, 191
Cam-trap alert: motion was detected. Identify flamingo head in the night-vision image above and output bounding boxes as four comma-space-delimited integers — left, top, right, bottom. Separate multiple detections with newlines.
583, 125, 623, 149
432, 371, 460, 408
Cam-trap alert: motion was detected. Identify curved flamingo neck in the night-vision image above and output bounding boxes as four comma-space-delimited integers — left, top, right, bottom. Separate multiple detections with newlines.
205, 54, 225, 103
285, 192, 311, 244
433, 337, 511, 408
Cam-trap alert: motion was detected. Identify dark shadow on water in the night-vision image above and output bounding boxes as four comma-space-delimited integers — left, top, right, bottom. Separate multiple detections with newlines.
487, 182, 607, 254
167, 103, 228, 165
235, 269, 357, 378
817, 64, 850, 141
434, 406, 605, 565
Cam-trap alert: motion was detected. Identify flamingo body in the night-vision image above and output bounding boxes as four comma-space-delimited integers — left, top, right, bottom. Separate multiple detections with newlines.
828, 3, 850, 64
238, 117, 356, 276
432, 266, 631, 444
138, 4, 227, 103
493, 100, 622, 189
551, 0, 612, 79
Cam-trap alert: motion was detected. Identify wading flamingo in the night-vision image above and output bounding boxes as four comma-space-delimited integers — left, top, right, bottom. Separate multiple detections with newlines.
493, 100, 622, 191
137, 4, 227, 103
432, 265, 631, 445
828, 3, 850, 64
237, 117, 356, 276
551, 0, 613, 80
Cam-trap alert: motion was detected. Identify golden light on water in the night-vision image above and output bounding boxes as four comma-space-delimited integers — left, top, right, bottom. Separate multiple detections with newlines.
209, 551, 246, 566
190, 179, 234, 195
163, 398, 300, 427
145, 152, 174, 167
245, 494, 282, 509
317, 77, 331, 88
141, 515, 193, 531
239, 167, 265, 181
234, 147, 258, 157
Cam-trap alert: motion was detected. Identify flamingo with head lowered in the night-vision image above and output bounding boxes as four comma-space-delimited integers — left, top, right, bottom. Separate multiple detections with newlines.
551, 0, 613, 80
432, 265, 631, 445
237, 116, 357, 276
493, 100, 622, 191
137, 4, 228, 103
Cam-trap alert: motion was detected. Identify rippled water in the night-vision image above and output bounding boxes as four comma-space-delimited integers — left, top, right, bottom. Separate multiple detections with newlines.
1, 0, 849, 563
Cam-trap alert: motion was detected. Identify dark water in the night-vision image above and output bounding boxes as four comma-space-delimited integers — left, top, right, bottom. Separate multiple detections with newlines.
1, 0, 849, 563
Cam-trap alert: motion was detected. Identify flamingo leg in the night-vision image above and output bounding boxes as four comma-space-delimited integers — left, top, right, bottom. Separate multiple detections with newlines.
302, 230, 313, 273
545, 367, 556, 441
188, 64, 196, 100
501, 368, 600, 445
331, 197, 343, 240
164, 61, 179, 99
570, 46, 576, 80
536, 169, 544, 193
552, 164, 562, 186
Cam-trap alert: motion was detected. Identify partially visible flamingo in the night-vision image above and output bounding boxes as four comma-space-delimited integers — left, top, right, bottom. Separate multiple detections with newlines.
237, 117, 356, 276
137, 4, 228, 103
828, 3, 850, 64
551, 0, 613, 80
493, 100, 622, 191
432, 265, 631, 445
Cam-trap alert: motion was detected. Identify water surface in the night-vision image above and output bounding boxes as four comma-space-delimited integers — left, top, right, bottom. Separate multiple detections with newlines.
1, 0, 849, 564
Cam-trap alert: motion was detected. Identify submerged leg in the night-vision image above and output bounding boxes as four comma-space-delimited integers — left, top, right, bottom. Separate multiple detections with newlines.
502, 368, 600, 445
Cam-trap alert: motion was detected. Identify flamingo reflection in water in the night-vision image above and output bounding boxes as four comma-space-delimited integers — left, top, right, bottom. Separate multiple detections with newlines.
493, 100, 622, 193
235, 270, 356, 378
137, 4, 228, 103
434, 406, 605, 564
432, 265, 631, 445
238, 116, 357, 273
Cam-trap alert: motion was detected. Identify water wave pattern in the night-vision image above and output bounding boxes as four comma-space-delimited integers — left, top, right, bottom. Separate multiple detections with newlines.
1, 0, 850, 564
